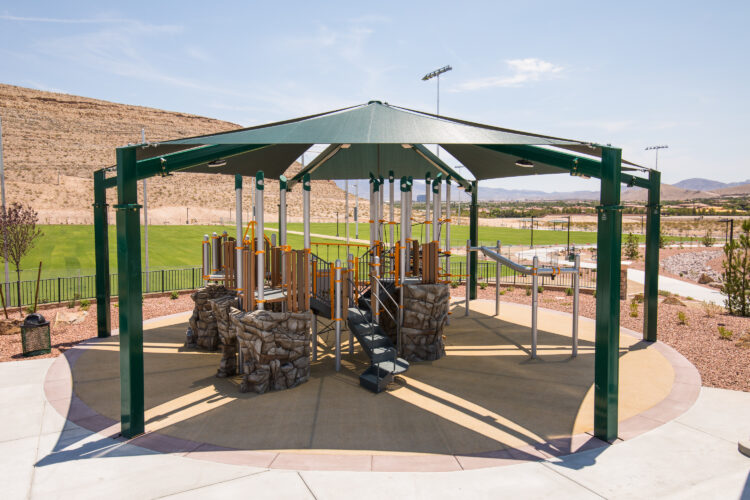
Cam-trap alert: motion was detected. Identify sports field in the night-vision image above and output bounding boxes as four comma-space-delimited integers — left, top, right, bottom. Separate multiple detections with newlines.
11, 222, 654, 280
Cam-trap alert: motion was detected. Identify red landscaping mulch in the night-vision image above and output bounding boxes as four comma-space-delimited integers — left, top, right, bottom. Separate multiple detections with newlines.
0, 293, 194, 362
452, 286, 750, 392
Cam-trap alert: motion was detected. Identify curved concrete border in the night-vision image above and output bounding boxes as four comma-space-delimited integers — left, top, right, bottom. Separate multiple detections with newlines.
43, 303, 702, 472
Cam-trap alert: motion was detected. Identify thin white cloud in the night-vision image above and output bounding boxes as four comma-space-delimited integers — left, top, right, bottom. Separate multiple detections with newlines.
0, 14, 181, 33
452, 58, 563, 92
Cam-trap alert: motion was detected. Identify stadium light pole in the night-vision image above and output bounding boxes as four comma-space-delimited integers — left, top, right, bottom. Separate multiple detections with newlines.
422, 65, 452, 158
645, 145, 668, 171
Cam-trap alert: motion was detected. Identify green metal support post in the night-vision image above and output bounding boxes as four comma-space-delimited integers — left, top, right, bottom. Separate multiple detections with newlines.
643, 169, 661, 342
93, 169, 111, 338
469, 180, 478, 300
594, 146, 623, 442
115, 147, 145, 438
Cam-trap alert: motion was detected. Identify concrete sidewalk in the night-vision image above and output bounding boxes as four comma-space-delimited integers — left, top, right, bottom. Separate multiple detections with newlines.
1, 359, 748, 498
628, 268, 724, 304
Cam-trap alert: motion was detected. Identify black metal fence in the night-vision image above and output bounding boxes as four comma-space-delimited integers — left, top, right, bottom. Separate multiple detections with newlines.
1, 267, 203, 308
448, 261, 596, 289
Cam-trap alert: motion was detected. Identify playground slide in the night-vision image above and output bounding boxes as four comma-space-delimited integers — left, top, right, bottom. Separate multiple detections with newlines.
478, 246, 578, 277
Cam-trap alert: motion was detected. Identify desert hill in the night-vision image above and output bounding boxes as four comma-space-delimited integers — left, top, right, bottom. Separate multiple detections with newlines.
0, 83, 365, 224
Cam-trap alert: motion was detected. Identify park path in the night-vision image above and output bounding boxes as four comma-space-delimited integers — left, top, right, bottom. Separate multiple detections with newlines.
627, 269, 723, 304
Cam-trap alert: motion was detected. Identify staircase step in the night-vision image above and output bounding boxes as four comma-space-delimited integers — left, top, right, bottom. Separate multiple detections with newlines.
359, 365, 394, 393
310, 297, 331, 319
346, 307, 371, 325
374, 357, 410, 375
371, 346, 397, 364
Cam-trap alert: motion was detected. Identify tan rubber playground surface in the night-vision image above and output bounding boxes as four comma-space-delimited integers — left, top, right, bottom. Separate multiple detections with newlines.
56, 296, 693, 471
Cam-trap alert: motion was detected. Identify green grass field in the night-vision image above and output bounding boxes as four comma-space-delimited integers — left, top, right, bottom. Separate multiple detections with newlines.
11, 222, 673, 280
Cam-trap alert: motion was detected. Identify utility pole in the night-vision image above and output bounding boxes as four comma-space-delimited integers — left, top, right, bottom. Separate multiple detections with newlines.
141, 128, 150, 292
645, 145, 668, 171
0, 117, 9, 301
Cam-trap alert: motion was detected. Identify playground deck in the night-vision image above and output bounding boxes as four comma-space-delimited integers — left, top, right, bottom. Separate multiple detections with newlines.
45, 299, 699, 470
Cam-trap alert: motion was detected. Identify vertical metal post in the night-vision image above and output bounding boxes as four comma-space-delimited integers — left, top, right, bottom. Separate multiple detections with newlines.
143, 176, 149, 293
469, 181, 479, 300
643, 169, 660, 342
378, 176, 384, 245
369, 179, 375, 249
202, 235, 210, 282
594, 146, 623, 442
312, 312, 318, 361
531, 255, 538, 359
371, 256, 380, 325
334, 259, 342, 372
399, 177, 408, 355
465, 239, 470, 316
255, 171, 265, 310
445, 178, 451, 281
495, 240, 501, 316
114, 146, 144, 438
389, 171, 395, 251
235, 175, 243, 302
432, 176, 440, 242
572, 253, 580, 357
348, 253, 354, 355
355, 182, 359, 239
302, 174, 310, 250
424, 173, 431, 244
345, 179, 350, 247
93, 169, 111, 337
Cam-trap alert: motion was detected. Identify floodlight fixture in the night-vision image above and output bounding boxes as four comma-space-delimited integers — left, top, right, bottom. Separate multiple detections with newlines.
645, 145, 668, 170
422, 65, 452, 81
515, 159, 534, 168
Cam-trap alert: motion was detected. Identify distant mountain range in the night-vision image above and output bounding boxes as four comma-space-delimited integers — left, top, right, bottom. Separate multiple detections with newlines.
672, 178, 750, 191
337, 177, 750, 202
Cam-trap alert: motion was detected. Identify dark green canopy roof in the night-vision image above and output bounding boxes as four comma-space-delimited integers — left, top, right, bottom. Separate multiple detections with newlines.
122, 101, 639, 182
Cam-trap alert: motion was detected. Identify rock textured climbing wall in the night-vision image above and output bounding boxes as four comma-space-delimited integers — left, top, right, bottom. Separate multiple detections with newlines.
209, 295, 240, 377
231, 310, 312, 394
382, 283, 449, 362
188, 284, 236, 350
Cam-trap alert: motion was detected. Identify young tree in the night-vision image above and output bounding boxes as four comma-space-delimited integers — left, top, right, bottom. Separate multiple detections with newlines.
0, 203, 43, 313
623, 232, 640, 260
721, 220, 750, 316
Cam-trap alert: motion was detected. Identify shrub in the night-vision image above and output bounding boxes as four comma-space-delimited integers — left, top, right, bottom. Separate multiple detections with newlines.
479, 282, 487, 290
499, 289, 506, 296
677, 311, 688, 325
525, 288, 531, 296
703, 302, 722, 318
624, 232, 639, 260
24, 305, 34, 314
720, 220, 750, 316
67, 299, 75, 309
701, 230, 716, 247
659, 232, 669, 249
658, 290, 671, 297
537, 286, 544, 294
633, 293, 644, 303
629, 299, 639, 318
564, 287, 573, 296
170, 291, 179, 300
450, 281, 458, 289
717, 325, 733, 340
79, 299, 90, 311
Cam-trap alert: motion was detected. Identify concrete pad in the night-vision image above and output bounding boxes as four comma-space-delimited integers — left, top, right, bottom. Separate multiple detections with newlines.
300, 463, 602, 500
165, 470, 315, 499
0, 435, 39, 500
675, 387, 750, 443
545, 420, 750, 498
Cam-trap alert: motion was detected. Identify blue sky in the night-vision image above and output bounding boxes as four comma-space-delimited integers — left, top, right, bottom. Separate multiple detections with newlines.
1, 1, 748, 192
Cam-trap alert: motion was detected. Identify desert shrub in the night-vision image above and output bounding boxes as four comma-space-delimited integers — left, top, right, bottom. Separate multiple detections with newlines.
624, 232, 639, 260
677, 311, 688, 325
701, 230, 716, 247
717, 326, 733, 340
79, 299, 90, 311
564, 287, 573, 296
658, 290, 671, 297
537, 286, 544, 293
629, 299, 639, 318
633, 293, 644, 303
170, 291, 179, 300
499, 289, 506, 295
24, 305, 34, 314
659, 232, 669, 249
479, 282, 487, 290
450, 281, 459, 289
721, 220, 750, 316
703, 302, 722, 317
525, 288, 531, 296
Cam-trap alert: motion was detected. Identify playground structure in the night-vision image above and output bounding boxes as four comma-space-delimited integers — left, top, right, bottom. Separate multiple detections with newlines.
93, 101, 664, 444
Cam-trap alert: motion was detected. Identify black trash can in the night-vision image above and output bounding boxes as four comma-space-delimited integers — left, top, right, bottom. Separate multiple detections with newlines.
21, 313, 51, 357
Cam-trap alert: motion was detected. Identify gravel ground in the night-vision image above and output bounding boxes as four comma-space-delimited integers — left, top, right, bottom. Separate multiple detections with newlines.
0, 293, 194, 362
628, 247, 726, 287
452, 286, 750, 392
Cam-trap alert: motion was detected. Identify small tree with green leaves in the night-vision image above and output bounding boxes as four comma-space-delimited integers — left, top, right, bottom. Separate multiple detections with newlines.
701, 230, 716, 248
0, 203, 43, 314
721, 220, 750, 316
624, 232, 639, 260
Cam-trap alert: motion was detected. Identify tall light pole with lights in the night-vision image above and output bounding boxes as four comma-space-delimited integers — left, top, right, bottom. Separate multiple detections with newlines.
421, 65, 452, 117
645, 145, 668, 170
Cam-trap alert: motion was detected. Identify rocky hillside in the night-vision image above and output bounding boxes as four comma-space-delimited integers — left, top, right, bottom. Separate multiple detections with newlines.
0, 84, 364, 224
